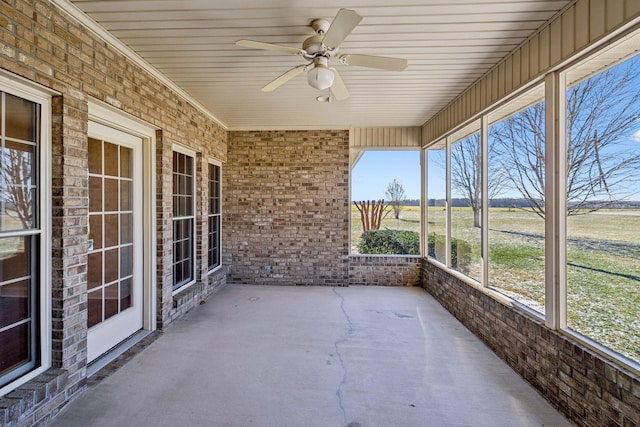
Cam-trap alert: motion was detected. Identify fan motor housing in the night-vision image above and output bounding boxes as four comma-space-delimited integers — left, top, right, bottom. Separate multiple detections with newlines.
302, 35, 339, 58
302, 35, 324, 55
310, 18, 330, 35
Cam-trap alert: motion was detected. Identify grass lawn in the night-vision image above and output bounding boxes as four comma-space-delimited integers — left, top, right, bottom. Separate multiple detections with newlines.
352, 204, 640, 363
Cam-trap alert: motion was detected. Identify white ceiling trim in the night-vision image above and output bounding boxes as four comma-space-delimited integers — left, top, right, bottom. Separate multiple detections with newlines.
50, 0, 229, 130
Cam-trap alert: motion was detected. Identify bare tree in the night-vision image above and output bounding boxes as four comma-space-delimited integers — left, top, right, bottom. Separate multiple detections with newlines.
0, 144, 33, 228
354, 199, 386, 231
450, 133, 508, 227
490, 59, 640, 218
564, 64, 640, 214
491, 102, 547, 217
385, 179, 406, 220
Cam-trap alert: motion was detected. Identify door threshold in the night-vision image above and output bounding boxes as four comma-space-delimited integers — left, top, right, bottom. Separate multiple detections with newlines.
87, 329, 154, 379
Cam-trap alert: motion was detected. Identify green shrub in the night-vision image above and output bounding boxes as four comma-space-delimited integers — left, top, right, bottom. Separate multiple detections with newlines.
452, 237, 472, 271
359, 229, 420, 255
427, 233, 471, 269
427, 233, 445, 261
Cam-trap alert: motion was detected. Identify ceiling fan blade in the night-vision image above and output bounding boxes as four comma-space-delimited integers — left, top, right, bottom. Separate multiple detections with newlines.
330, 68, 349, 100
321, 9, 362, 49
262, 65, 306, 92
236, 39, 305, 56
340, 54, 408, 71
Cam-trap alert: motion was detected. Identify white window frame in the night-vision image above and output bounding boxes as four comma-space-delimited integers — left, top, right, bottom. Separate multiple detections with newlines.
207, 159, 222, 273
171, 144, 196, 293
0, 73, 53, 397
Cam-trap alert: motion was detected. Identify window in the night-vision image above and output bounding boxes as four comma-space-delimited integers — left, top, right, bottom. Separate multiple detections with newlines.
207, 162, 221, 271
350, 150, 420, 255
449, 124, 482, 281
426, 143, 446, 263
172, 148, 195, 290
424, 29, 640, 370
425, 89, 547, 304
564, 51, 640, 364
487, 87, 546, 313
0, 82, 50, 392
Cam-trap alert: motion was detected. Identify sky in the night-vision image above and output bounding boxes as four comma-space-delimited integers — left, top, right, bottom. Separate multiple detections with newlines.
351, 150, 421, 201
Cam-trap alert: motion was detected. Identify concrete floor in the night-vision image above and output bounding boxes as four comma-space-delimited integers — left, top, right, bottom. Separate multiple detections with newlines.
52, 285, 572, 427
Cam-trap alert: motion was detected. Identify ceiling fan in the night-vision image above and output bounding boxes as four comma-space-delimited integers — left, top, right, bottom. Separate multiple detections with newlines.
235, 8, 408, 101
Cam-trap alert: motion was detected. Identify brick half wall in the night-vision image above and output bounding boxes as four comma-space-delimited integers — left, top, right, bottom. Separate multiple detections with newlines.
349, 255, 421, 286
422, 260, 640, 427
224, 130, 350, 286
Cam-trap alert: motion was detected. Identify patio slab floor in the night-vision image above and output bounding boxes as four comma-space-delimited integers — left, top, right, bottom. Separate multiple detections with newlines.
52, 284, 571, 427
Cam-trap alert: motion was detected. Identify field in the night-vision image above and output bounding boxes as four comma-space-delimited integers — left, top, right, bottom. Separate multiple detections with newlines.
351, 204, 640, 363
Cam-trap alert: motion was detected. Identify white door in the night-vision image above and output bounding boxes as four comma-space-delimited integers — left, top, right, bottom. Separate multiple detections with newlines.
86, 121, 144, 362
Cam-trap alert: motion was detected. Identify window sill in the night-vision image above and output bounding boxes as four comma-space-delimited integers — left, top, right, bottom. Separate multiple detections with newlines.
172, 279, 196, 298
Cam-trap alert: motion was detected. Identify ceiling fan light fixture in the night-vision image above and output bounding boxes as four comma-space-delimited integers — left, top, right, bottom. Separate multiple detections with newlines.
307, 59, 335, 90
307, 66, 334, 90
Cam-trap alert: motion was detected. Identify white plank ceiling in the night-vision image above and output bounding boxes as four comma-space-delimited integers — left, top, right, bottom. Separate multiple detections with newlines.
64, 0, 573, 130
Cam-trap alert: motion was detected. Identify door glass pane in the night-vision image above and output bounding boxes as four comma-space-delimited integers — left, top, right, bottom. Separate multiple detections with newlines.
104, 178, 119, 212
87, 252, 102, 290
120, 180, 131, 211
89, 214, 102, 250
87, 289, 102, 328
120, 213, 132, 244
89, 177, 102, 213
120, 146, 131, 178
104, 248, 119, 284
120, 245, 132, 278
104, 283, 118, 320
104, 214, 119, 248
104, 142, 118, 177
120, 278, 132, 310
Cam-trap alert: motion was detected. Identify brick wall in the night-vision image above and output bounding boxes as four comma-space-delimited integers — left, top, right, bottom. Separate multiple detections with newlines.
224, 130, 350, 286
422, 260, 640, 427
0, 1, 227, 425
349, 255, 421, 286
